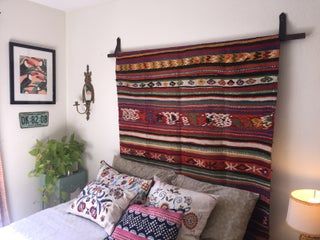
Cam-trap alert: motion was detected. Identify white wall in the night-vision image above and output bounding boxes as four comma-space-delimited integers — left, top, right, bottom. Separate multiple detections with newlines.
66, 0, 320, 239
4, 1, 318, 237
0, 0, 66, 221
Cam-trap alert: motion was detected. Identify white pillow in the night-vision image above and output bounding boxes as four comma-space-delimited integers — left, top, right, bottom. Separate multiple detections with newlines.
68, 181, 136, 235
146, 177, 218, 240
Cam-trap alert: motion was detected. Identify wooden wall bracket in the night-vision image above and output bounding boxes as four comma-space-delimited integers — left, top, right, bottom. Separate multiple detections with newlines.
279, 12, 306, 41
107, 37, 121, 58
107, 13, 306, 58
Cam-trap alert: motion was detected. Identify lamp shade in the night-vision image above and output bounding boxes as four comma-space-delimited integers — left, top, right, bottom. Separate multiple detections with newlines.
286, 189, 320, 236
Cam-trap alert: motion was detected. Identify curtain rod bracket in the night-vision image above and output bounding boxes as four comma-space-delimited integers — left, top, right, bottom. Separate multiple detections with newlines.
107, 13, 306, 58
279, 12, 306, 41
107, 37, 121, 58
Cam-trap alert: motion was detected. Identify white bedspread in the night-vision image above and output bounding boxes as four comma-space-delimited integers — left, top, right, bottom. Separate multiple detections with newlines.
0, 201, 107, 240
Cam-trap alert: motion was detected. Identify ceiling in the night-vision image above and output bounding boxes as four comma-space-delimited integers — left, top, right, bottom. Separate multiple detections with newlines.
28, 0, 108, 12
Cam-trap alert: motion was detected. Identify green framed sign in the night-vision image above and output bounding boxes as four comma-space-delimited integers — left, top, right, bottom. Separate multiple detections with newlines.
19, 111, 49, 129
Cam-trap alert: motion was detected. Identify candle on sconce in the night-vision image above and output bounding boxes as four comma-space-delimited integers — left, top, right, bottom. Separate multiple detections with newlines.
73, 65, 95, 120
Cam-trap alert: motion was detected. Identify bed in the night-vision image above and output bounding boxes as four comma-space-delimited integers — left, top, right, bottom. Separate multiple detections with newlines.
0, 156, 259, 240
0, 201, 106, 240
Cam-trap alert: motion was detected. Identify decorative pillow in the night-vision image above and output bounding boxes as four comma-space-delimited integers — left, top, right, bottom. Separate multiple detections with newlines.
68, 181, 136, 235
171, 174, 259, 240
112, 155, 177, 183
97, 161, 153, 204
110, 204, 183, 240
146, 178, 218, 240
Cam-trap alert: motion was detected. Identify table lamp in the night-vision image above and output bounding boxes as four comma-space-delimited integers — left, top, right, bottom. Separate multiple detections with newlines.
286, 189, 320, 240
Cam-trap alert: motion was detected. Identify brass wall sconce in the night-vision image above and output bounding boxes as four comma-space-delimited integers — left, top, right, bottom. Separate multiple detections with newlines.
73, 65, 95, 120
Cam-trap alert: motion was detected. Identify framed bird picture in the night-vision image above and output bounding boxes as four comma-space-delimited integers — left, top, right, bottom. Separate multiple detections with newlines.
9, 42, 56, 104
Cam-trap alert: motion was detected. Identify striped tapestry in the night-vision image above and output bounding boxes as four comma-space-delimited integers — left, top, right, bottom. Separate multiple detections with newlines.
116, 35, 280, 239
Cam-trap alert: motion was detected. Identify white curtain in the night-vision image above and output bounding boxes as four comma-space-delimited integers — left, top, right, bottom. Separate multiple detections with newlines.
0, 154, 9, 227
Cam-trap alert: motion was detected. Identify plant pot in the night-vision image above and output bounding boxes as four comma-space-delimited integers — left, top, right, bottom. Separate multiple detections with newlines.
72, 162, 79, 173
66, 162, 79, 176
40, 169, 87, 209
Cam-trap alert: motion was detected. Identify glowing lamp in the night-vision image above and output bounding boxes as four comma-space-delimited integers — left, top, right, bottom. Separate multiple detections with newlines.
286, 189, 320, 240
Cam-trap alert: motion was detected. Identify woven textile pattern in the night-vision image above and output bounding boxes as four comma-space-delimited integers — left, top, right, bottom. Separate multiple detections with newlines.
111, 204, 182, 240
116, 35, 280, 239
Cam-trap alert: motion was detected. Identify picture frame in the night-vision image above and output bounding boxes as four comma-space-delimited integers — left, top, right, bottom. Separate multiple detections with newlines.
9, 42, 56, 104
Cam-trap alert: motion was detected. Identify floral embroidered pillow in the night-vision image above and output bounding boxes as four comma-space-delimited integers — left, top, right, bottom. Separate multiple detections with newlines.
146, 178, 218, 240
97, 161, 152, 204
68, 181, 136, 235
110, 204, 183, 240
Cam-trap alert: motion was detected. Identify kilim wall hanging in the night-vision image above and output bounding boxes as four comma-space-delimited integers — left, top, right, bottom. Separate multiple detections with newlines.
115, 35, 280, 239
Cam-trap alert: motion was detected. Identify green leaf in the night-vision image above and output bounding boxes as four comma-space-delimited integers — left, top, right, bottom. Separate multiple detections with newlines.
28, 134, 85, 201
29, 148, 39, 156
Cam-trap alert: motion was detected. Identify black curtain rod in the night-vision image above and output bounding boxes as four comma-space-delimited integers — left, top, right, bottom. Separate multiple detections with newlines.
107, 12, 306, 58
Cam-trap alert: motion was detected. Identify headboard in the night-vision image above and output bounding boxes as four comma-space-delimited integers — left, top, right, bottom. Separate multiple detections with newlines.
115, 35, 280, 239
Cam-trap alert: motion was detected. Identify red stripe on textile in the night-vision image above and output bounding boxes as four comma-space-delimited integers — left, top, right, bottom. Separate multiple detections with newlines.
112, 228, 147, 240
129, 204, 182, 223
119, 123, 275, 139
119, 103, 277, 112
120, 142, 271, 168
117, 82, 278, 93
117, 40, 280, 64
120, 125, 273, 143
117, 62, 279, 80
116, 35, 278, 59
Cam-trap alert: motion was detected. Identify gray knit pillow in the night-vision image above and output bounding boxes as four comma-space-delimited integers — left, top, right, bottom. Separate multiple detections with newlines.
112, 155, 177, 183
171, 174, 259, 240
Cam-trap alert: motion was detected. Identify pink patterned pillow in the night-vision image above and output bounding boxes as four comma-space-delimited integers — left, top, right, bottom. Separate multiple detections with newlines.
111, 204, 183, 240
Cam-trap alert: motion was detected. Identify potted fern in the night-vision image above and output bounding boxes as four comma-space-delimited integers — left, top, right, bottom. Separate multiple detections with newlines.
29, 134, 85, 206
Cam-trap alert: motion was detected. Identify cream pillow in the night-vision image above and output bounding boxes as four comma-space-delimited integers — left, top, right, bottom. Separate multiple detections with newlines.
68, 181, 136, 235
146, 177, 218, 240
